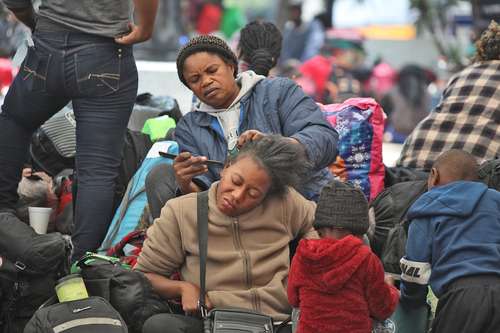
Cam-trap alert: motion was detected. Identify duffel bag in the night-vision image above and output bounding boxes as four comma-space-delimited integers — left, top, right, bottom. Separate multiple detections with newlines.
0, 212, 70, 333
0, 212, 69, 275
75, 253, 172, 333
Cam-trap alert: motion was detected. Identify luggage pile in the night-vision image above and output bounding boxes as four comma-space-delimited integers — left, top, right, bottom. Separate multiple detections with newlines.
0, 212, 70, 333
0, 93, 180, 332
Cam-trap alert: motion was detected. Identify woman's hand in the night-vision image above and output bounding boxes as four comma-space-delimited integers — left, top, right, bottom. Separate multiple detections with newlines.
180, 281, 213, 315
237, 130, 300, 149
237, 130, 266, 148
173, 152, 208, 194
115, 22, 153, 45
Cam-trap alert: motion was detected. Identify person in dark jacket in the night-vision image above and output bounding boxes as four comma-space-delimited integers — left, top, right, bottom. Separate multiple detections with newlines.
288, 180, 399, 333
145, 35, 338, 218
400, 149, 500, 333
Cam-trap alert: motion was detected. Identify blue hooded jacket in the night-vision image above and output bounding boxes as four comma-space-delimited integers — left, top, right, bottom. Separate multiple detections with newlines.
175, 77, 338, 201
400, 181, 500, 305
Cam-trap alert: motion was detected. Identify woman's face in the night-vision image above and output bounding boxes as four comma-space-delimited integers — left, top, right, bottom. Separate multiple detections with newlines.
182, 52, 239, 109
216, 156, 271, 217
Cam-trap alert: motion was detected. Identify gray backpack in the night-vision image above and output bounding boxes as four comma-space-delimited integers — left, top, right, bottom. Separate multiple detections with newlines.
23, 296, 127, 333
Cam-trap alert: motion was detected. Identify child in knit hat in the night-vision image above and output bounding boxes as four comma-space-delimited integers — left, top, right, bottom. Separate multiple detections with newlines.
288, 180, 399, 333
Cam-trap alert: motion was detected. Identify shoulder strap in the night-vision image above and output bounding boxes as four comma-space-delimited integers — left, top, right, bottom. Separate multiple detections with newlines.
197, 190, 209, 318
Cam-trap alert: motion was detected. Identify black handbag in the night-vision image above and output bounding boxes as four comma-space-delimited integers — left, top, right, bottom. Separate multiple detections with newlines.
196, 191, 275, 333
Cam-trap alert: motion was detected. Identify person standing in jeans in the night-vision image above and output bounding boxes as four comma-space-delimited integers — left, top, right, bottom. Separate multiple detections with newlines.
0, 0, 159, 261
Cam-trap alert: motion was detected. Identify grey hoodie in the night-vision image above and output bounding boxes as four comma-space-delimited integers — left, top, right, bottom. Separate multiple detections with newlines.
194, 71, 264, 153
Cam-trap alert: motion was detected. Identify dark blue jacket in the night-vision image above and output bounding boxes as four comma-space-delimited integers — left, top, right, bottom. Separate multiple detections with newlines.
400, 181, 500, 306
175, 77, 339, 201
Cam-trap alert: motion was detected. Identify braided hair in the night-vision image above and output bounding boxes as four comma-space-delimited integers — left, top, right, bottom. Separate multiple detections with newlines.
238, 21, 282, 77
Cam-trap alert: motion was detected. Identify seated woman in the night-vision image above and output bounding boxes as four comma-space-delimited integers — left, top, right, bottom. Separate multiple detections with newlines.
135, 135, 318, 333
145, 35, 338, 219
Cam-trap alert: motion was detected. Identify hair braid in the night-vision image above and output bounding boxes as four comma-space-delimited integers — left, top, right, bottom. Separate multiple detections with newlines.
239, 21, 282, 76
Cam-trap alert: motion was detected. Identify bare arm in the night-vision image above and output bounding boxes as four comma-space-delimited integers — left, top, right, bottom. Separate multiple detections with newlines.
115, 0, 159, 45
144, 272, 213, 314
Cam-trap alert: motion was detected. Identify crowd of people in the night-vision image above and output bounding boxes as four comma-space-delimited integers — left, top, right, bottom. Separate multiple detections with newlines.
0, 0, 499, 333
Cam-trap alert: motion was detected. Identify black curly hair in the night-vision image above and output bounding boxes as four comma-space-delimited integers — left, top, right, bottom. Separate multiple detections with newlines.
238, 21, 283, 77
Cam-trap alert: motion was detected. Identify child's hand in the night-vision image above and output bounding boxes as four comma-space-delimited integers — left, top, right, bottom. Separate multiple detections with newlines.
384, 274, 395, 286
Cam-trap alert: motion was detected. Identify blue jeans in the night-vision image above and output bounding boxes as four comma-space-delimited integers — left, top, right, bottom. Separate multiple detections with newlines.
0, 30, 138, 260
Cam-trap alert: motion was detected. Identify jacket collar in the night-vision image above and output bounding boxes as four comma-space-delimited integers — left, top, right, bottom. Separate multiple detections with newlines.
191, 81, 258, 128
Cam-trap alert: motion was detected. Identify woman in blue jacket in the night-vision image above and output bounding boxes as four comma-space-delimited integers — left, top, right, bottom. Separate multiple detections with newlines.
146, 35, 338, 218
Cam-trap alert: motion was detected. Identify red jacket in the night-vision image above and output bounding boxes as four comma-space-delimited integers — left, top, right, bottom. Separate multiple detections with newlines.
196, 4, 222, 35
300, 55, 332, 102
288, 235, 399, 333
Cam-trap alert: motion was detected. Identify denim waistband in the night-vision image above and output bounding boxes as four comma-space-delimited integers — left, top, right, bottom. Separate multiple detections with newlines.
35, 16, 120, 45
448, 274, 500, 290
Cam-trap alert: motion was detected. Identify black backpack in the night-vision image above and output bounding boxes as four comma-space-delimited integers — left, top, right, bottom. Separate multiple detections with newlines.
0, 271, 60, 333
23, 296, 128, 333
384, 166, 428, 188
0, 213, 70, 333
76, 254, 173, 333
368, 180, 427, 274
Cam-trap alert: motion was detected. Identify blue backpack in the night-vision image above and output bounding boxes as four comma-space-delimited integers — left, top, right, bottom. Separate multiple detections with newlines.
99, 141, 178, 252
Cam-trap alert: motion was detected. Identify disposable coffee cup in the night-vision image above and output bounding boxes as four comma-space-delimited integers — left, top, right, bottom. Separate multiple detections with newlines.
55, 274, 89, 303
28, 207, 52, 234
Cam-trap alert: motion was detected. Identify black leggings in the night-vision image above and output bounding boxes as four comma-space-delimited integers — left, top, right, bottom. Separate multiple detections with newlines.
142, 313, 292, 333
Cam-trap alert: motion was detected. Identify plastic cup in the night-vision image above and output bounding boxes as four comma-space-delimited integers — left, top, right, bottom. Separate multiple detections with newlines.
55, 274, 89, 303
28, 206, 52, 234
